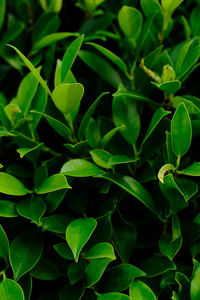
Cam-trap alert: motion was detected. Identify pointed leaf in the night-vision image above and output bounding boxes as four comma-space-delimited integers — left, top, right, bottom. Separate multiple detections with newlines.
0, 172, 29, 196
35, 174, 71, 194
98, 293, 130, 300
0, 224, 9, 262
83, 242, 116, 260
60, 159, 102, 177
0, 279, 25, 300
179, 162, 200, 176
66, 218, 97, 262
130, 280, 157, 300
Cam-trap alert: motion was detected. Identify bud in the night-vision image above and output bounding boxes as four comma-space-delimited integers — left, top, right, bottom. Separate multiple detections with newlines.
161, 64, 176, 82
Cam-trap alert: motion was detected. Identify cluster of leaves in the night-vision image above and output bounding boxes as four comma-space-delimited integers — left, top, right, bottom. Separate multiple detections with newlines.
1, 0, 200, 299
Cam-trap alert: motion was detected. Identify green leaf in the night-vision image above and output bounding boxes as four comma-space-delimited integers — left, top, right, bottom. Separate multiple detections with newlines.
30, 110, 72, 141
83, 242, 116, 260
96, 173, 157, 214
129, 280, 157, 300
101, 264, 146, 292
66, 217, 97, 262
59, 282, 85, 300
0, 200, 17, 217
108, 155, 138, 168
140, 254, 176, 277
191, 259, 200, 300
118, 6, 143, 45
17, 143, 44, 159
98, 293, 130, 300
85, 257, 113, 287
53, 243, 74, 260
90, 149, 112, 169
0, 279, 25, 300
0, 0, 6, 30
113, 91, 159, 107
0, 224, 9, 262
152, 80, 181, 95
35, 174, 71, 194
16, 197, 46, 225
8, 45, 51, 97
142, 108, 171, 146
0, 172, 29, 196
86, 118, 101, 149
101, 125, 125, 148
190, 6, 200, 36
32, 32, 78, 53
68, 260, 87, 284
179, 163, 200, 176
86, 42, 128, 75
9, 229, 43, 281
61, 35, 84, 83
78, 92, 109, 140
113, 88, 140, 147
78, 50, 121, 88
31, 257, 60, 281
159, 233, 182, 261
174, 177, 198, 201
41, 214, 74, 234
161, 0, 184, 12
60, 159, 102, 177
52, 83, 84, 115
171, 102, 192, 157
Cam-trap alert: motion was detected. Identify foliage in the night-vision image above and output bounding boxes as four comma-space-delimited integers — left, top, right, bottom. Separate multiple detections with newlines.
0, 0, 200, 299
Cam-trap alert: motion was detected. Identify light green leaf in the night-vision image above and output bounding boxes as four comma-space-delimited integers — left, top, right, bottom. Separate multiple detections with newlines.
171, 102, 192, 157
17, 143, 44, 159
0, 172, 29, 196
152, 81, 181, 95
86, 42, 128, 75
35, 174, 71, 194
90, 149, 112, 169
0, 224, 9, 262
16, 197, 46, 225
98, 293, 130, 300
118, 6, 143, 45
61, 35, 84, 83
7, 45, 51, 97
32, 32, 78, 53
191, 259, 200, 300
0, 200, 18, 217
161, 0, 184, 12
0, 0, 6, 30
179, 162, 200, 176
130, 280, 157, 300
0, 279, 25, 300
96, 173, 157, 214
83, 242, 116, 260
108, 155, 138, 168
52, 83, 84, 115
66, 217, 97, 262
9, 229, 43, 281
60, 159, 102, 177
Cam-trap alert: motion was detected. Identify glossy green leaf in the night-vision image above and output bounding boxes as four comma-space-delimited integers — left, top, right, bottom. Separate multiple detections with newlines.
84, 242, 115, 260
0, 200, 18, 217
30, 110, 72, 141
7, 45, 51, 97
98, 293, 130, 300
61, 35, 84, 83
171, 102, 192, 157
118, 6, 143, 45
179, 162, 200, 176
86, 118, 101, 149
66, 217, 97, 262
0, 0, 6, 30
32, 32, 78, 53
78, 50, 121, 88
113, 90, 159, 107
85, 257, 113, 287
87, 42, 128, 75
9, 229, 43, 281
52, 83, 84, 115
190, 6, 200, 36
96, 173, 157, 214
159, 233, 182, 261
191, 259, 200, 300
60, 159, 102, 177
68, 260, 87, 284
0, 224, 9, 262
161, 0, 184, 12
78, 92, 109, 140
0, 279, 25, 300
35, 174, 71, 194
16, 197, 46, 225
101, 125, 124, 148
17, 143, 44, 159
130, 280, 157, 300
53, 243, 74, 260
31, 257, 60, 281
152, 80, 181, 95
142, 108, 171, 146
174, 177, 198, 201
90, 149, 112, 169
41, 214, 74, 233
59, 282, 85, 300
140, 255, 176, 277
102, 264, 146, 292
0, 172, 29, 196
113, 88, 140, 147
108, 155, 138, 167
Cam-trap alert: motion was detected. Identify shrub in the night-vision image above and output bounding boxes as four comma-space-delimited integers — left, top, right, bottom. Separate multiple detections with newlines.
0, 0, 200, 299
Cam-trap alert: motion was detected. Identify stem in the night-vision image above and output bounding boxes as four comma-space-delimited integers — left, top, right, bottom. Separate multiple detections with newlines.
175, 155, 181, 171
